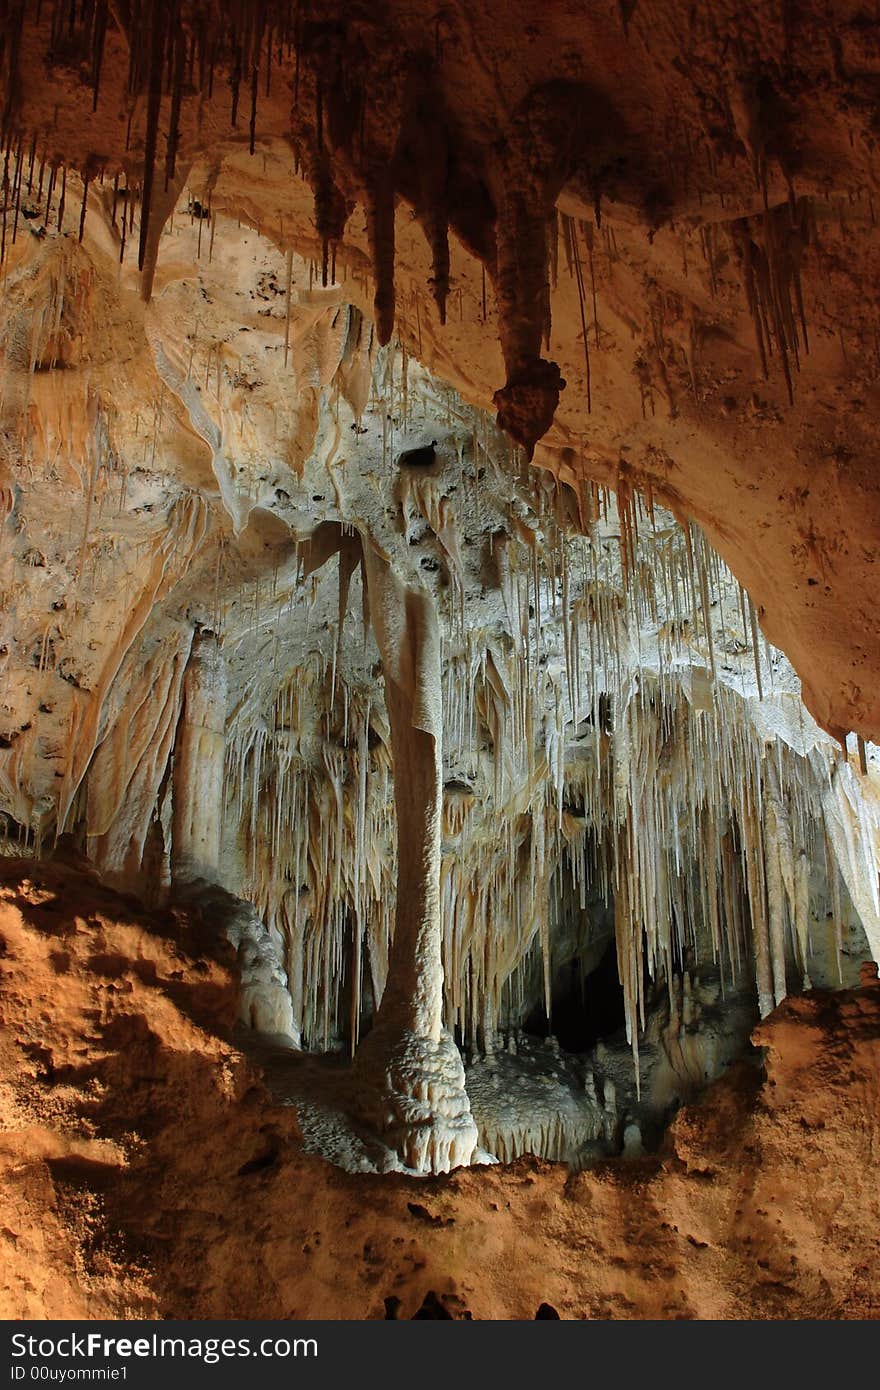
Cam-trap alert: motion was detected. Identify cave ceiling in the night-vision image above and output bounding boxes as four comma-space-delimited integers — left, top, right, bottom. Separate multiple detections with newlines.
1, 0, 879, 744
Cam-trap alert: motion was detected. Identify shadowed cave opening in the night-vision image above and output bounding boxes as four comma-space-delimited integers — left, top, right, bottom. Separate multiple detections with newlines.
522, 940, 627, 1054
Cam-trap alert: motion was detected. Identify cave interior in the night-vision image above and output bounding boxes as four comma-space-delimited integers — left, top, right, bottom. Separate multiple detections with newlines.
0, 0, 879, 1321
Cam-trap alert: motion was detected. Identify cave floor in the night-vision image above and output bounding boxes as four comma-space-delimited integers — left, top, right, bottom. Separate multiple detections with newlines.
1, 857, 878, 1321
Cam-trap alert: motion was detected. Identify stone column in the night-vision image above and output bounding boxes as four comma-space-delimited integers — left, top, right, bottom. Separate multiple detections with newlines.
355, 543, 477, 1173
171, 629, 227, 885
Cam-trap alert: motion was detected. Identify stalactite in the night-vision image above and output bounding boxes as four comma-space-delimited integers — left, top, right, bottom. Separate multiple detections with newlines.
364, 175, 396, 348
137, 0, 168, 280
731, 199, 812, 404
562, 213, 592, 413
140, 164, 191, 302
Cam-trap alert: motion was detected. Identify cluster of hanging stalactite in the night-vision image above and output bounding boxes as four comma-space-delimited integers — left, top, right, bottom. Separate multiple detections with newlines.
0, 147, 874, 1090
0, 0, 288, 277
219, 479, 863, 1072
0, 0, 839, 451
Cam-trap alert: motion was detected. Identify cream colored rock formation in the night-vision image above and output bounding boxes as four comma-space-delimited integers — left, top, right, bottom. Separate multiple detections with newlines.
0, 2, 878, 1175
354, 542, 477, 1172
171, 630, 228, 886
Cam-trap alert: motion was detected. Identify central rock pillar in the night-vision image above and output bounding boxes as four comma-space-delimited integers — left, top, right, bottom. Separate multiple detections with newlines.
356, 543, 478, 1172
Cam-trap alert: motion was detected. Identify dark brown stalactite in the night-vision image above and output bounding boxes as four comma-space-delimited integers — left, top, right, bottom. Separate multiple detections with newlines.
10, 139, 22, 246
0, 0, 26, 144
118, 188, 127, 261
289, 26, 363, 291
390, 73, 454, 328
229, 40, 242, 127
78, 174, 89, 242
563, 212, 592, 414
57, 163, 67, 232
291, 126, 352, 285
249, 46, 260, 155
140, 163, 190, 301
0, 145, 8, 265
492, 168, 567, 457
235, 0, 268, 155
583, 220, 600, 347
489, 82, 597, 457
731, 198, 812, 405
91, 0, 108, 112
165, 19, 187, 189
427, 213, 450, 327
365, 172, 397, 348
138, 0, 169, 277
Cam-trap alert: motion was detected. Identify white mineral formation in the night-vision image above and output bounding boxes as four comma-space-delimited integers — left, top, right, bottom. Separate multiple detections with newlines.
168, 632, 299, 1047
200, 887, 300, 1048
352, 543, 477, 1173
171, 630, 228, 886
